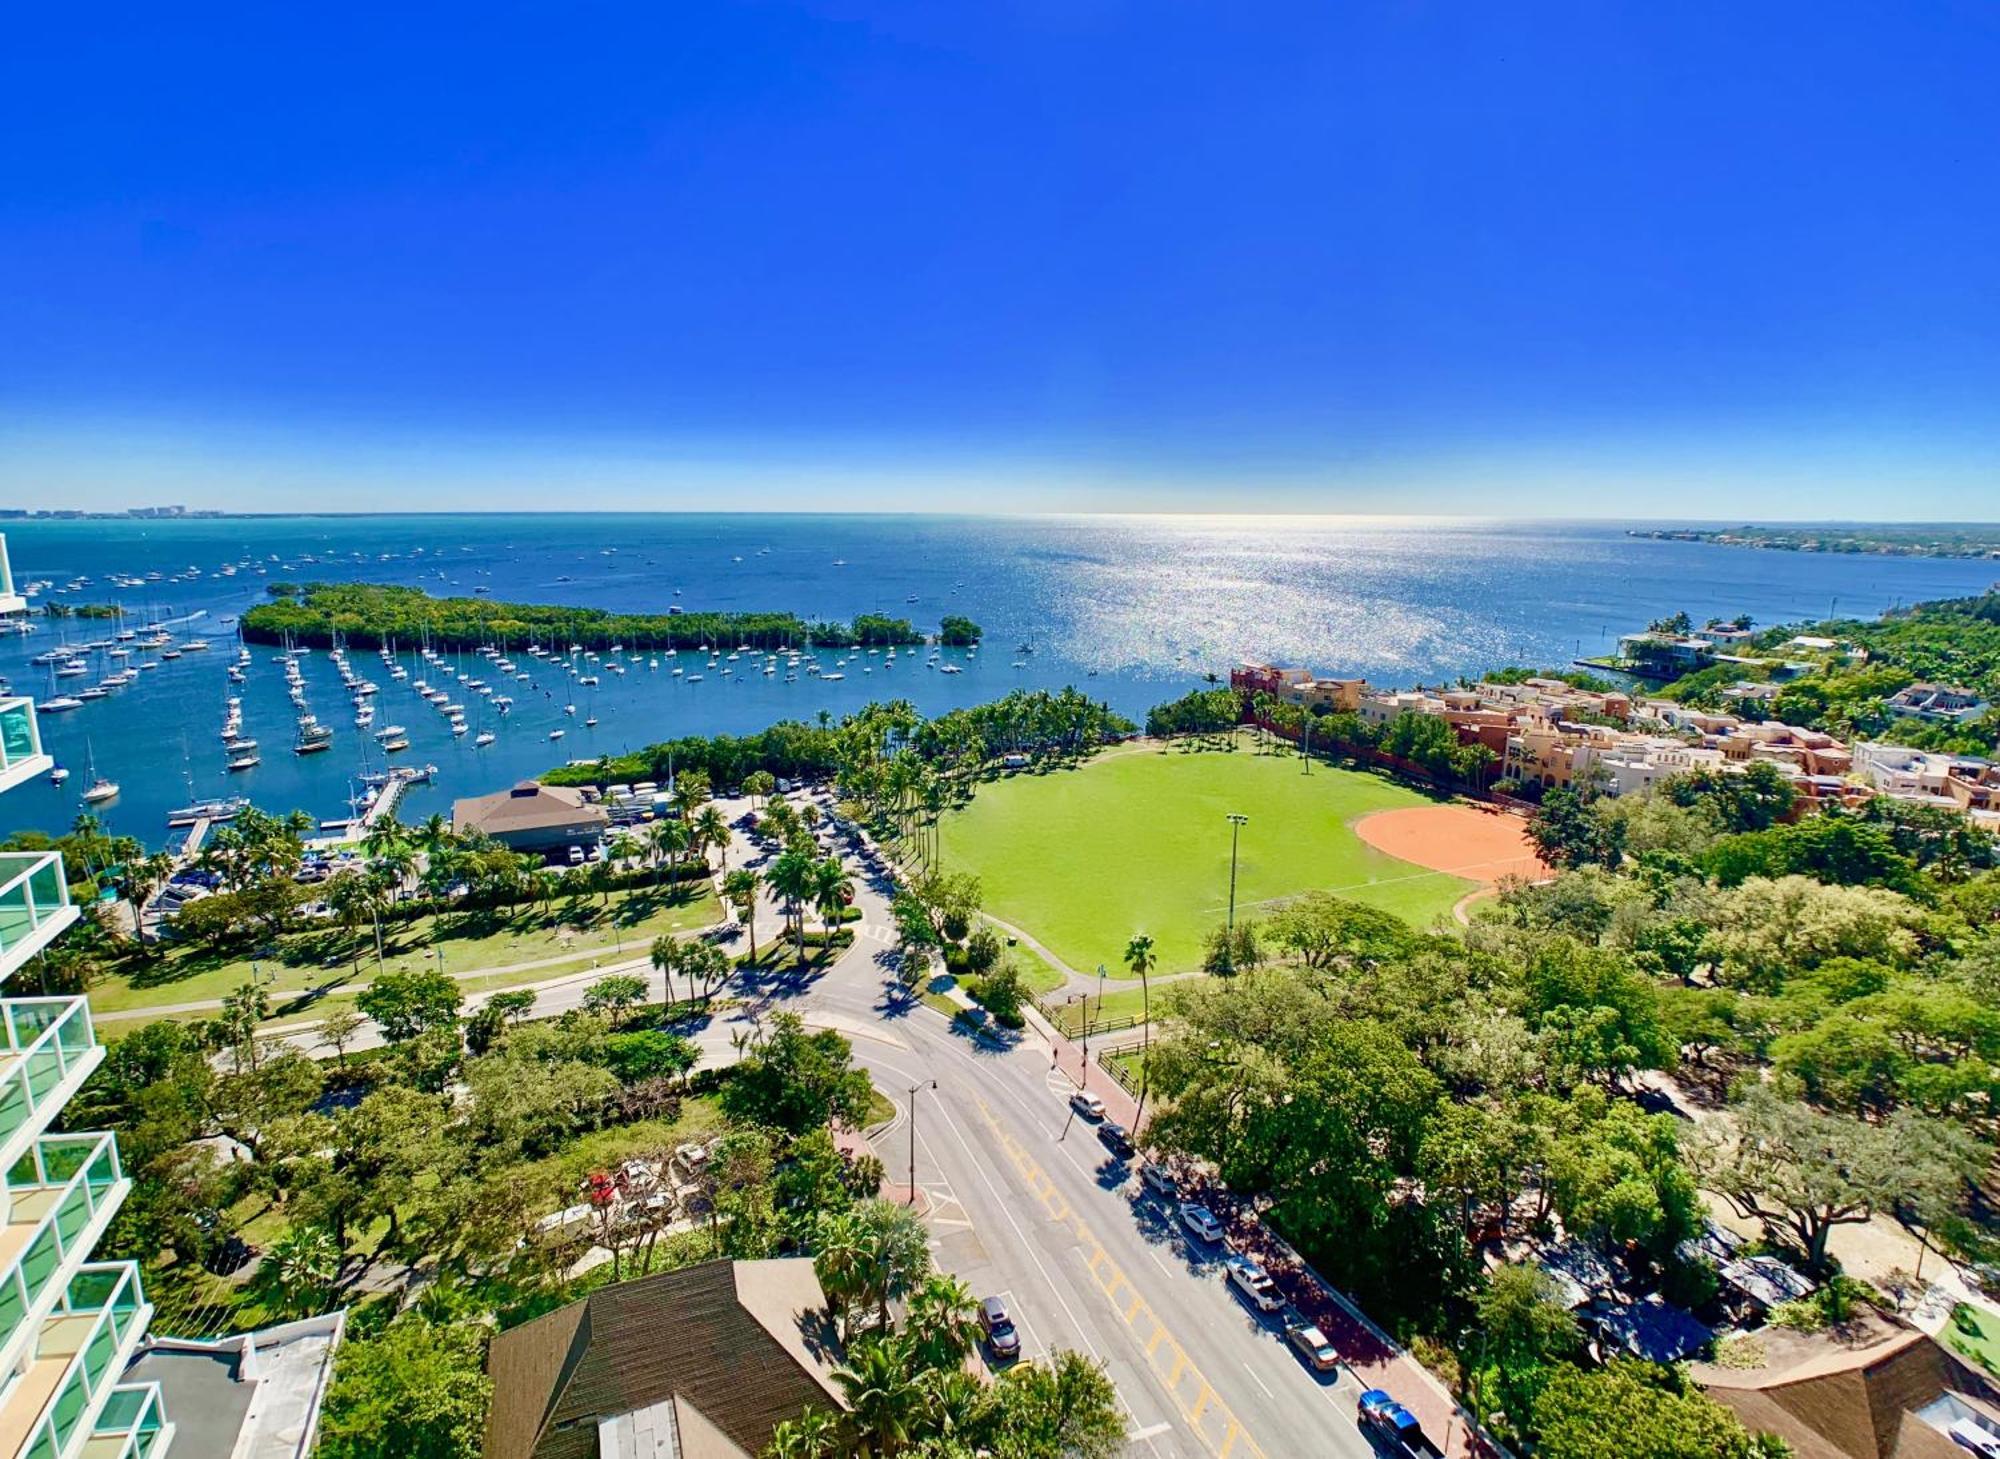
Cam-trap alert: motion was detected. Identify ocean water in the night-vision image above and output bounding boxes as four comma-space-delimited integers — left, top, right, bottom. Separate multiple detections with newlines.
3, 513, 1994, 846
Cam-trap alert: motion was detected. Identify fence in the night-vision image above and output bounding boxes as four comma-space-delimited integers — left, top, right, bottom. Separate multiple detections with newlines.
1033, 995, 1145, 1041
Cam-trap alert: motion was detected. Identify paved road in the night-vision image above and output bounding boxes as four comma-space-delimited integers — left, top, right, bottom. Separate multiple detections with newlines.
273, 791, 1394, 1458
714, 795, 1384, 1459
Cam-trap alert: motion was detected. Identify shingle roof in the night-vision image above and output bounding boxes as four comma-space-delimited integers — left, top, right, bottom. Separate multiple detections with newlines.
484, 1259, 842, 1459
453, 781, 608, 839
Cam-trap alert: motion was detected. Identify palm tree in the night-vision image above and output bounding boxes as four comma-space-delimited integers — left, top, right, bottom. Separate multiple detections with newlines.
413, 811, 454, 856
649, 817, 690, 884
812, 857, 853, 940
264, 1224, 342, 1319
606, 830, 643, 872
834, 1339, 921, 1457
723, 869, 763, 962
650, 934, 682, 1004
119, 849, 176, 955
767, 850, 816, 956
764, 1408, 840, 1459
904, 1273, 980, 1373
694, 805, 731, 874
1124, 933, 1157, 1128
813, 1210, 868, 1338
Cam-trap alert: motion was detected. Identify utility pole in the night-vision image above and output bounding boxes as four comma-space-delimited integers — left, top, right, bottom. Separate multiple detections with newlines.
1224, 813, 1249, 971
907, 1078, 935, 1208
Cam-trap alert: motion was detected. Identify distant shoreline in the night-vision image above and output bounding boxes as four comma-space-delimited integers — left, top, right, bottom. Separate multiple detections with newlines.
1628, 526, 2000, 560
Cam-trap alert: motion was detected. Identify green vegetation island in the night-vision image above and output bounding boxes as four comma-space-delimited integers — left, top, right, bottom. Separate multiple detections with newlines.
242, 580, 982, 651
1630, 523, 2000, 558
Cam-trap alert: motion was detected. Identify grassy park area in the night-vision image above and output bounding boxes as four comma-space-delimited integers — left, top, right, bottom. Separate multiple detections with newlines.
939, 738, 1471, 976
94, 880, 722, 1021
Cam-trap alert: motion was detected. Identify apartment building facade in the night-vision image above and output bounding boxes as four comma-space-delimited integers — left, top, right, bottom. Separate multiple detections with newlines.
0, 532, 172, 1459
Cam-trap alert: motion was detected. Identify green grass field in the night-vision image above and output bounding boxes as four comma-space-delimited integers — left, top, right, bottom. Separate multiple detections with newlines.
94, 882, 721, 1019
938, 740, 1472, 977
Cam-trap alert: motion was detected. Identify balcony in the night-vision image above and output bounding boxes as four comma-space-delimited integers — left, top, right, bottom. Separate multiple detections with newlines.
0, 703, 50, 797
0, 1263, 153, 1459
0, 1133, 128, 1384
78, 1383, 171, 1459
0, 1002, 102, 1174
0, 861, 79, 988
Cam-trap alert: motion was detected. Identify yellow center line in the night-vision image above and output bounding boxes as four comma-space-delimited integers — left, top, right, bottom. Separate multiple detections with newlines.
974, 1095, 1269, 1459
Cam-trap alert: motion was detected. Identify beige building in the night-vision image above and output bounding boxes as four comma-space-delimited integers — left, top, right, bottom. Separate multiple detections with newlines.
453, 781, 610, 854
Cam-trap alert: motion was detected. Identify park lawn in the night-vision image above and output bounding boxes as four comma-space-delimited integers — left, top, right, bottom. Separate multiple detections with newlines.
1948, 1304, 2000, 1377
93, 882, 721, 1016
939, 740, 1470, 977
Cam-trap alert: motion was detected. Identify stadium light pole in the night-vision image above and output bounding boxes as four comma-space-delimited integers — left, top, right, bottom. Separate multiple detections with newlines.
1224, 813, 1249, 971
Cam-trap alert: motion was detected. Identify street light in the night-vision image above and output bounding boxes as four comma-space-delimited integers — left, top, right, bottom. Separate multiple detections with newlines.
1224, 813, 1249, 971
906, 1079, 936, 1209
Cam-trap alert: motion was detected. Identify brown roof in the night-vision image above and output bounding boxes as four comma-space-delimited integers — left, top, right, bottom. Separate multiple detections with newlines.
1694, 1312, 2000, 1459
484, 1259, 843, 1459
453, 781, 608, 839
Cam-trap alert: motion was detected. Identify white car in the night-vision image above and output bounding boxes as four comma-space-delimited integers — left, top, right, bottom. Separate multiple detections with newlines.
1179, 1203, 1225, 1244
1140, 1162, 1177, 1199
1225, 1254, 1284, 1312
1284, 1311, 1340, 1370
1068, 1089, 1106, 1121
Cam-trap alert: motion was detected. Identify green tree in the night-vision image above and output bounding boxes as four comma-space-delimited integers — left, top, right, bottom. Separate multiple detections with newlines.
1693, 1084, 1985, 1269
978, 1350, 1126, 1459
357, 967, 463, 1043
318, 1312, 492, 1459
580, 972, 648, 1027
721, 1012, 874, 1135
1530, 787, 1626, 871
1532, 1362, 1772, 1459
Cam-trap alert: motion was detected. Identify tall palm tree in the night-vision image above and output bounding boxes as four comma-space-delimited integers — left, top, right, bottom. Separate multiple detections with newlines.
694, 805, 731, 874
649, 817, 690, 884
413, 811, 454, 856
767, 849, 816, 955
1124, 933, 1157, 1127
607, 831, 643, 871
723, 869, 763, 962
812, 857, 853, 940
812, 1209, 868, 1338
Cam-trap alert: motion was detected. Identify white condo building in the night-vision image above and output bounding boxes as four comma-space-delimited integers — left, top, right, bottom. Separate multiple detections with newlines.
0, 531, 172, 1459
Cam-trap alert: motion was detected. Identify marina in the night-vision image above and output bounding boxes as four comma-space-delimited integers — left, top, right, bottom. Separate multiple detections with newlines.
3, 513, 1995, 848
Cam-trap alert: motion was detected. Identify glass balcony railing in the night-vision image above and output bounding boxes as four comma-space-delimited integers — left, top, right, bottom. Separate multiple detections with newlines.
12, 1262, 150, 1459
0, 998, 99, 1155
0, 1132, 127, 1365
0, 858, 79, 984
0, 697, 48, 789
82, 1381, 170, 1459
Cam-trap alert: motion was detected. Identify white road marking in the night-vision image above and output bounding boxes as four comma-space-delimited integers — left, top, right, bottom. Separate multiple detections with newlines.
1242, 1362, 1274, 1399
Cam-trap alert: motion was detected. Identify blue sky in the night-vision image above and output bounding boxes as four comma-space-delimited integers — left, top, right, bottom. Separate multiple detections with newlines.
4, 1, 1997, 516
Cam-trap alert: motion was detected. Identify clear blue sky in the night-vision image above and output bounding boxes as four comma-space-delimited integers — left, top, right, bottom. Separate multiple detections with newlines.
4, 1, 1997, 516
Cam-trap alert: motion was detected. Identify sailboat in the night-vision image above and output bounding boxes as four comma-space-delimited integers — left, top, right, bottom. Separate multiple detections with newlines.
80, 741, 119, 803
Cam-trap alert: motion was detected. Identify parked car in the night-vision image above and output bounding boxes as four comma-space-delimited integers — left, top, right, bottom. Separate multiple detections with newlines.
1358, 1390, 1442, 1458
1068, 1089, 1106, 1121
1179, 1203, 1225, 1244
1282, 1310, 1339, 1370
1139, 1161, 1177, 1199
980, 1296, 1020, 1360
1096, 1120, 1135, 1159
1225, 1254, 1284, 1312
566, 845, 585, 865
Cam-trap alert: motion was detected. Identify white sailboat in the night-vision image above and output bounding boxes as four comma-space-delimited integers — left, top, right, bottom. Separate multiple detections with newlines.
80, 741, 119, 803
